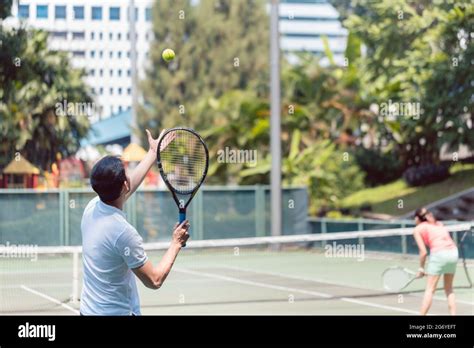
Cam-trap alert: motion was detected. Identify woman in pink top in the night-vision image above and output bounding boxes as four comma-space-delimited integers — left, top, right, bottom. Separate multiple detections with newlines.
413, 208, 458, 315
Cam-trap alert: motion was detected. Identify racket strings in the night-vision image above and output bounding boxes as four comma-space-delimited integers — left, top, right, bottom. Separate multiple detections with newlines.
383, 268, 413, 291
160, 130, 207, 194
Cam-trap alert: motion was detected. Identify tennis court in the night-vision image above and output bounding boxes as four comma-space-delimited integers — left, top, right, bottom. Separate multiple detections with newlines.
1, 226, 472, 315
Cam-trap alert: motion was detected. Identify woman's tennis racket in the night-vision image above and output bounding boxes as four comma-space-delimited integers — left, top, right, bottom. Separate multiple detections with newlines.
157, 127, 209, 246
382, 266, 419, 292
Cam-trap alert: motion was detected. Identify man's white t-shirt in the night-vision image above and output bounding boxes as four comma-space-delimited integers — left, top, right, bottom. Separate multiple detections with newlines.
80, 197, 147, 315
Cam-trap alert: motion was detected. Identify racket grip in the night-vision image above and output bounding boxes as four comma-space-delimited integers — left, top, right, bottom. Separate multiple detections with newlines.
179, 212, 187, 247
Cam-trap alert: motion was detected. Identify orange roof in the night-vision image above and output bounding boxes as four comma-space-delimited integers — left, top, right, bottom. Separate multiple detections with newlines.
3, 154, 40, 174
122, 143, 148, 162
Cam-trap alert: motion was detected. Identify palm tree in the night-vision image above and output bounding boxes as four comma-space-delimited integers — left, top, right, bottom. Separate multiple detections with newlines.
0, 27, 92, 171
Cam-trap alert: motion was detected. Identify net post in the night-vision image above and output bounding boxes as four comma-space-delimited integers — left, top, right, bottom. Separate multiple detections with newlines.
64, 190, 70, 246
72, 250, 80, 305
255, 185, 266, 237
59, 190, 65, 246
321, 218, 327, 248
193, 190, 204, 240
357, 218, 364, 246
452, 228, 459, 245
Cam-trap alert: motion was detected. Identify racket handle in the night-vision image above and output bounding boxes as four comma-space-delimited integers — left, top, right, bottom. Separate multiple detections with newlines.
179, 212, 187, 247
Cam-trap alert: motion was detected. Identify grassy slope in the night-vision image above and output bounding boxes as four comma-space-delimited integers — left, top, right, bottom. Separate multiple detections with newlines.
342, 163, 474, 216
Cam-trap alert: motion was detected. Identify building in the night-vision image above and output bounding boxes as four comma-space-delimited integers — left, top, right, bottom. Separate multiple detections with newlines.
5, 0, 154, 122
279, 0, 347, 65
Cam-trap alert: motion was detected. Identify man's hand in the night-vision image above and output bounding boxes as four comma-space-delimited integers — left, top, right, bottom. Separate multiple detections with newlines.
133, 219, 190, 290
172, 220, 190, 247
146, 129, 175, 154
125, 129, 174, 201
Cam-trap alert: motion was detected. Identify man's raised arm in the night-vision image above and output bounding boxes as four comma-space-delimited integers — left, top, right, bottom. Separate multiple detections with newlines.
126, 129, 173, 199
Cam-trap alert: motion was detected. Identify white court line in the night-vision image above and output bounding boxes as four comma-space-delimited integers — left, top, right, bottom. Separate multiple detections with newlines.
175, 268, 419, 314
1, 283, 73, 289
340, 297, 418, 314
218, 265, 474, 306
176, 268, 332, 298
20, 285, 79, 315
410, 292, 474, 306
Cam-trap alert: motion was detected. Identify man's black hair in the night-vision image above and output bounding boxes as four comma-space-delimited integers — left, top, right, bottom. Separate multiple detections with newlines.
90, 156, 127, 202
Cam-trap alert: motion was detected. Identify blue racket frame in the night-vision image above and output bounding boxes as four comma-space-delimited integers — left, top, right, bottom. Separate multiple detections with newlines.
156, 127, 209, 245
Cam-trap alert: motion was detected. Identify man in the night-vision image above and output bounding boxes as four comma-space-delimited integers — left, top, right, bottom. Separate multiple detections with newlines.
80, 129, 189, 315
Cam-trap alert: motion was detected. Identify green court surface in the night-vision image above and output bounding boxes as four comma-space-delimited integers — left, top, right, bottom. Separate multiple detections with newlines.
1, 247, 472, 315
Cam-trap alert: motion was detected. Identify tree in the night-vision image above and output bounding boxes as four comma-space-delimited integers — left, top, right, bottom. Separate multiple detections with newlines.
0, 26, 92, 170
0, 0, 13, 20
200, 49, 367, 212
140, 0, 269, 138
343, 0, 473, 169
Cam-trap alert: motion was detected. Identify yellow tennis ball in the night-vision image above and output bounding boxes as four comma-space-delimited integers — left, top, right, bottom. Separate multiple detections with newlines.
162, 48, 175, 62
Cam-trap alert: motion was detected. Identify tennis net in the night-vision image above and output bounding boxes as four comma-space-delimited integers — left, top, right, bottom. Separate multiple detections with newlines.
0, 223, 472, 314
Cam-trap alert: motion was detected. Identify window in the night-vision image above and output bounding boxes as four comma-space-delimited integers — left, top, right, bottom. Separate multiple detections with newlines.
127, 88, 131, 95
109, 51, 113, 59
118, 88, 122, 95
109, 88, 114, 95
127, 69, 131, 77
18, 5, 29, 19
127, 51, 131, 58
109, 69, 113, 76
51, 31, 67, 39
91, 87, 96, 94
118, 52, 122, 59
145, 7, 152, 21
99, 32, 103, 40
72, 51, 86, 58
90, 69, 95, 76
36, 5, 48, 19
109, 7, 120, 20
55, 5, 66, 19
73, 6, 84, 20
117, 33, 122, 40
99, 69, 103, 77
118, 106, 123, 113
99, 87, 104, 95
91, 6, 102, 20
91, 32, 95, 40
118, 69, 122, 77
90, 51, 96, 58
109, 32, 113, 40
99, 51, 103, 58
72, 32, 85, 40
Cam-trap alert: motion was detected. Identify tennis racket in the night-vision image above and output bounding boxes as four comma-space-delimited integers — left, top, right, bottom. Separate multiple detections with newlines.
157, 127, 209, 246
382, 266, 419, 292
